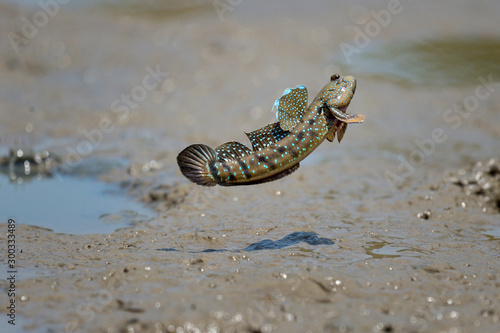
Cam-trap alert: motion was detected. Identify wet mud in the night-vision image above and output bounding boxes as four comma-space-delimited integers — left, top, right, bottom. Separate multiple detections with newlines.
0, 1, 499, 332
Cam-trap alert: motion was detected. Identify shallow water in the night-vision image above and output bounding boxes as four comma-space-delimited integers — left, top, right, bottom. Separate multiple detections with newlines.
340, 37, 500, 88
0, 172, 152, 234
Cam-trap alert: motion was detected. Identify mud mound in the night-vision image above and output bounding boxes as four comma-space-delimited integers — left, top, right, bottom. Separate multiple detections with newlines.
446, 158, 500, 213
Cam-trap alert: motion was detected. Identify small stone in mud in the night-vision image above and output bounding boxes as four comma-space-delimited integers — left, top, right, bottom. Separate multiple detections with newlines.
417, 210, 432, 220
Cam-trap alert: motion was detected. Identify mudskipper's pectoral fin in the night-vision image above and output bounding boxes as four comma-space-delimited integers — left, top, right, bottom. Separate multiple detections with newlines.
326, 108, 365, 143
336, 122, 348, 143
326, 129, 336, 142
245, 122, 289, 151
326, 122, 348, 142
274, 85, 308, 131
330, 106, 365, 124
215, 141, 253, 162
342, 113, 365, 123
334, 112, 364, 143
326, 120, 349, 143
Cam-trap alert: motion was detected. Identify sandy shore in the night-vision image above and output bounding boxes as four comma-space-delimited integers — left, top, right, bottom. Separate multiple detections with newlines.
0, 1, 499, 332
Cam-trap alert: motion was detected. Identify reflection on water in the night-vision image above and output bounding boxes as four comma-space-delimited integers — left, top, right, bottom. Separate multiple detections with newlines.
478, 226, 500, 241
341, 37, 500, 88
364, 239, 433, 260
0, 174, 152, 234
0, 153, 153, 234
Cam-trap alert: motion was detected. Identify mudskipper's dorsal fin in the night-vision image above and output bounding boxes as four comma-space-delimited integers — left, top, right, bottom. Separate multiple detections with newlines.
245, 122, 289, 151
274, 85, 308, 131
215, 141, 253, 161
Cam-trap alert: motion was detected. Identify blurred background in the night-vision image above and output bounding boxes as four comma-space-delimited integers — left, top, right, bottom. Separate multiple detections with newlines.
0, 1, 499, 331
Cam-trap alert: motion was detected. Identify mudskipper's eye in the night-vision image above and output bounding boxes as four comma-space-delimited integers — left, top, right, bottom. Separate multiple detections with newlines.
330, 74, 340, 81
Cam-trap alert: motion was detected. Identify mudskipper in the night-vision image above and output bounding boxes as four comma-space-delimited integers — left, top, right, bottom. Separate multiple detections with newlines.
177, 74, 365, 186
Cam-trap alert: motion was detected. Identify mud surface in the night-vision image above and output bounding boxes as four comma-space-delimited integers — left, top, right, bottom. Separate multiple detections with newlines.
0, 1, 499, 332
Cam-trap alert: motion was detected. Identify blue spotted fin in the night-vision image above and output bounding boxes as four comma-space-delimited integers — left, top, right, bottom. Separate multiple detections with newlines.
215, 141, 253, 161
245, 122, 289, 151
274, 85, 308, 131
177, 74, 363, 187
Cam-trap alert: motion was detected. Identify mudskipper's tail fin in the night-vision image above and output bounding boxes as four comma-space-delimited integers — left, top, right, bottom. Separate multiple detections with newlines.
177, 144, 218, 186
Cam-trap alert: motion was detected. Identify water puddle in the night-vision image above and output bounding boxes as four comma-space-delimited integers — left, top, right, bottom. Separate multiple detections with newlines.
364, 240, 431, 260
0, 151, 153, 234
340, 37, 500, 88
478, 226, 500, 241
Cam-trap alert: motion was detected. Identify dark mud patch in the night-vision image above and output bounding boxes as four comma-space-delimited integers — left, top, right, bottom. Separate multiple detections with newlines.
242, 232, 334, 251
133, 182, 191, 211
445, 157, 500, 213
158, 231, 334, 253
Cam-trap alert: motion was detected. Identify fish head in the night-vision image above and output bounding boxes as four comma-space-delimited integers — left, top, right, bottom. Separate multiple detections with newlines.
318, 74, 365, 143
318, 74, 364, 124
321, 74, 356, 111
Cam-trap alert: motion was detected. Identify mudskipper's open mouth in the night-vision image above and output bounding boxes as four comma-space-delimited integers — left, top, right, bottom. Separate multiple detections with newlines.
330, 105, 365, 124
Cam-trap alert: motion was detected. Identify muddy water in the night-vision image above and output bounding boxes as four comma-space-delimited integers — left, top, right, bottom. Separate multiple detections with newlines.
0, 0, 499, 332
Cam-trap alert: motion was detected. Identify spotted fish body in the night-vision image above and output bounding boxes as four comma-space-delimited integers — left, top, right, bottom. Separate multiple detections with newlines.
177, 74, 365, 186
